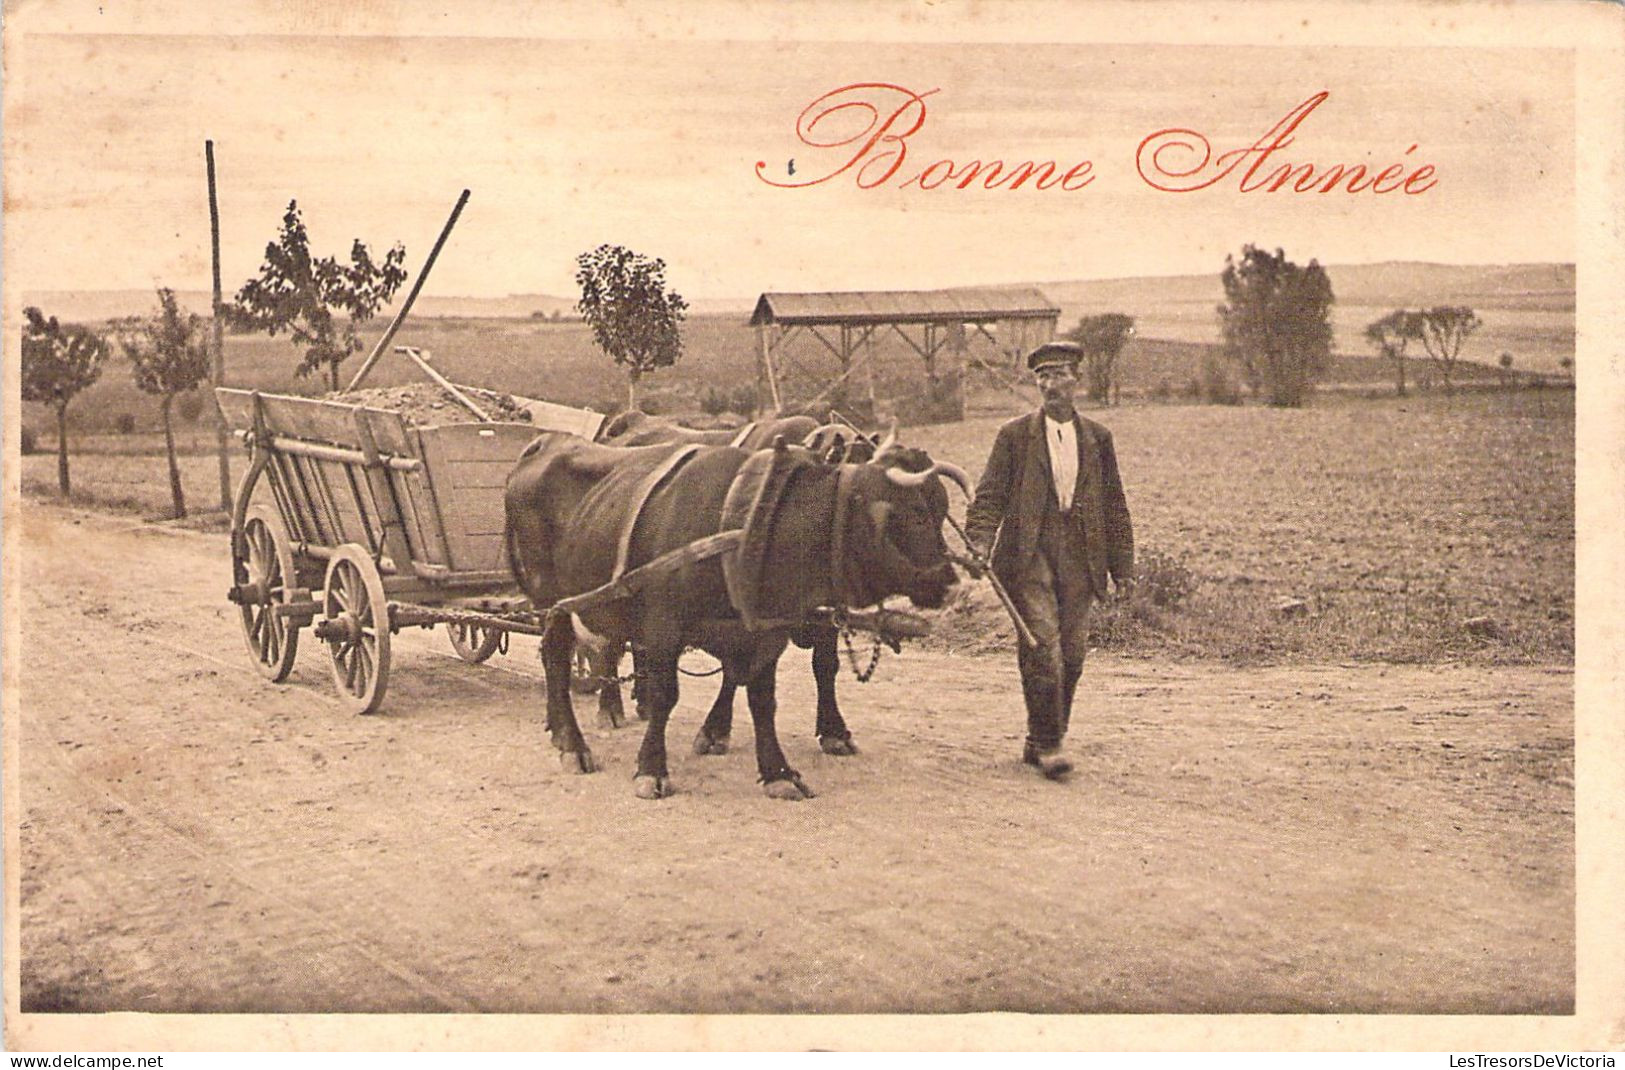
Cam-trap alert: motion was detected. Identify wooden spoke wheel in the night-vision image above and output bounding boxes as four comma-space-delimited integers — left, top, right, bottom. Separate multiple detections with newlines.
447, 621, 503, 664
235, 503, 301, 682
320, 545, 392, 715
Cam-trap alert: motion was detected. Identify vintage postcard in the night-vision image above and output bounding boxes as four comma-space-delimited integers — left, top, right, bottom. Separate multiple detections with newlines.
4, 0, 1622, 1053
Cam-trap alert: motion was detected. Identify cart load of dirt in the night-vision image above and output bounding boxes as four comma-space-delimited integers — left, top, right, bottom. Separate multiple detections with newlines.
330, 383, 534, 426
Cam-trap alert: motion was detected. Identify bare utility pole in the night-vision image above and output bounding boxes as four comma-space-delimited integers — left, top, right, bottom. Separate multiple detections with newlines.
207, 140, 230, 510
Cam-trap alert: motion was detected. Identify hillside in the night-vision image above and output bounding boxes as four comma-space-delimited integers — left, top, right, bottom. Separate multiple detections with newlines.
20, 289, 583, 322
1023, 262, 1575, 372
22, 262, 1576, 421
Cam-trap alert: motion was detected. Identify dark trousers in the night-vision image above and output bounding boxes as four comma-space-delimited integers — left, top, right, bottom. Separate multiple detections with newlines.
1008, 505, 1093, 751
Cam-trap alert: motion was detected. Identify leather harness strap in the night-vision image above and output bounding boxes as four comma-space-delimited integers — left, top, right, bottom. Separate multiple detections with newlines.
829, 464, 862, 609
612, 443, 702, 582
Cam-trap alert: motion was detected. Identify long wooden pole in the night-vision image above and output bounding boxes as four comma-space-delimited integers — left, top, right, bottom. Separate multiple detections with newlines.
342, 188, 471, 393
207, 140, 231, 510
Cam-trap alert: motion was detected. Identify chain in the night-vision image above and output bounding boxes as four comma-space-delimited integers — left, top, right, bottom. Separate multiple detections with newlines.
840, 622, 884, 683
545, 641, 724, 685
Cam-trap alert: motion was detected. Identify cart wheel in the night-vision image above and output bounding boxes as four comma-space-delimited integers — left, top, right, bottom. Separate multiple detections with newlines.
236, 503, 302, 682
447, 622, 503, 664
321, 545, 392, 715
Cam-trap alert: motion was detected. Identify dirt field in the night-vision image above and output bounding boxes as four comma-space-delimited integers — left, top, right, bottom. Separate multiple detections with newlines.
15, 504, 1573, 1015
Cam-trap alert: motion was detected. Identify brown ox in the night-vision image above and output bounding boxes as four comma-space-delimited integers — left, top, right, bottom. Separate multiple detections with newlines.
595, 417, 888, 757
504, 434, 965, 799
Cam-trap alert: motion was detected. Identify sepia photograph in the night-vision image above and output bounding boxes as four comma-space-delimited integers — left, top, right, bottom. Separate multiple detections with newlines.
4, 0, 1622, 1053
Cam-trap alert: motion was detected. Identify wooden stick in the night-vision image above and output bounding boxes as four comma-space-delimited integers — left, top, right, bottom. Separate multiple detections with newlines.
207, 140, 232, 510
343, 189, 470, 393
392, 346, 492, 422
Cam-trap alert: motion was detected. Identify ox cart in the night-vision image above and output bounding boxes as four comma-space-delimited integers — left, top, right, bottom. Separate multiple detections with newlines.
217, 380, 605, 715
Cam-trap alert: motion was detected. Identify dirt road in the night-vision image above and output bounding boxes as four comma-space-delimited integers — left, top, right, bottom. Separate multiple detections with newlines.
13, 505, 1572, 1014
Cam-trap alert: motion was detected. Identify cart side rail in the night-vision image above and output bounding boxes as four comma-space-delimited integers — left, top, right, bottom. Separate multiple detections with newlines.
217, 388, 448, 575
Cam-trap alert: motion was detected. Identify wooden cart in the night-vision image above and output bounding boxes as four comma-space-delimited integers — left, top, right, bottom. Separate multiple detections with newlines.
217, 384, 603, 714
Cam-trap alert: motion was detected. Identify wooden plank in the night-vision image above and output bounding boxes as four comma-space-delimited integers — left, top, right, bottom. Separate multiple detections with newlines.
285, 454, 333, 546
217, 390, 415, 459
442, 492, 508, 537
353, 407, 411, 570
511, 397, 603, 439
421, 424, 538, 464
435, 458, 519, 488
389, 467, 451, 570
259, 395, 368, 448
446, 531, 508, 574
215, 388, 256, 433
314, 456, 368, 547
362, 407, 416, 457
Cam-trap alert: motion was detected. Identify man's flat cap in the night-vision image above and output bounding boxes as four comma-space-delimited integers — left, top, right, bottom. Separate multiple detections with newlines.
1027, 341, 1085, 371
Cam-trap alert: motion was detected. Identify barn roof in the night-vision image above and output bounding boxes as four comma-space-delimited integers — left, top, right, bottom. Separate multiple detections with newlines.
749, 287, 1059, 327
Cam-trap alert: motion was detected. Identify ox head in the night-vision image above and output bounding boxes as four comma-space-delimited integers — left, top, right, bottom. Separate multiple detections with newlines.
837, 443, 969, 611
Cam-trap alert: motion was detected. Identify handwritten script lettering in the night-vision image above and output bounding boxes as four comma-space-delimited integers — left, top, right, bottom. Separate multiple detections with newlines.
1135, 92, 1438, 195
757, 86, 1437, 197
754, 82, 1094, 193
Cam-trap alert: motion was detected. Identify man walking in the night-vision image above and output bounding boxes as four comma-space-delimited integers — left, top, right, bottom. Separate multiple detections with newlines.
965, 341, 1135, 779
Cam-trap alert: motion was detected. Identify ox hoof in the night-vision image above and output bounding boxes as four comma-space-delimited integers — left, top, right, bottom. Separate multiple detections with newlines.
762, 775, 816, 801
559, 750, 597, 775
693, 730, 731, 756
634, 775, 674, 800
819, 735, 860, 757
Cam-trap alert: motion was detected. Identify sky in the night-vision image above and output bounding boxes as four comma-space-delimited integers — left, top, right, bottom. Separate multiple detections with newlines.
5, 20, 1575, 302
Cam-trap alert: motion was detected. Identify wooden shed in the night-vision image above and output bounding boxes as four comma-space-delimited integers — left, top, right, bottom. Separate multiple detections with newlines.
748, 287, 1059, 423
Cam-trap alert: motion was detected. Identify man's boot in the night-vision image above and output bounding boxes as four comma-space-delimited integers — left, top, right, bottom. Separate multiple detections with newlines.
1020, 675, 1073, 779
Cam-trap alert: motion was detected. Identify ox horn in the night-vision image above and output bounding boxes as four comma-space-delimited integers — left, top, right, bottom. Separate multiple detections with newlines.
801, 423, 849, 446
873, 419, 898, 458
884, 460, 973, 497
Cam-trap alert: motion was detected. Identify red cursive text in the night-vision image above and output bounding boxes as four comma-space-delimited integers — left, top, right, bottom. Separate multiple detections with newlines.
755, 82, 1096, 193
1136, 91, 1438, 195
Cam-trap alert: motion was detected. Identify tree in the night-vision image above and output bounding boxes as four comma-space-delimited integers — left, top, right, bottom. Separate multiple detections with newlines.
119, 289, 214, 518
1411, 306, 1481, 395
21, 307, 108, 495
1217, 245, 1335, 407
1364, 309, 1423, 397
574, 244, 689, 411
231, 200, 407, 391
1063, 313, 1136, 405
1498, 351, 1515, 389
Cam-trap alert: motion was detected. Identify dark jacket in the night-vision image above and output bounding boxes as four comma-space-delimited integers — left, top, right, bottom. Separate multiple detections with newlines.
965, 411, 1134, 597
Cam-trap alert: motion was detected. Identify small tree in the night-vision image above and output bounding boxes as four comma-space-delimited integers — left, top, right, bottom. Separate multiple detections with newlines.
1498, 352, 1515, 389
575, 244, 689, 411
1217, 245, 1335, 407
120, 289, 213, 518
231, 200, 407, 391
1064, 313, 1136, 405
21, 307, 108, 495
1364, 309, 1423, 397
1411, 306, 1481, 395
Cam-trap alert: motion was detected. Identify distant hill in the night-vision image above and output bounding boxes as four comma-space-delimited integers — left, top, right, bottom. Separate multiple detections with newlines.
24, 261, 1575, 370
1026, 262, 1572, 324
20, 289, 585, 323
1017, 262, 1575, 372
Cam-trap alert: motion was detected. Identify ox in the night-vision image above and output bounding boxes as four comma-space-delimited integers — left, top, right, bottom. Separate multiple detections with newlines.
597, 416, 886, 757
504, 433, 965, 799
